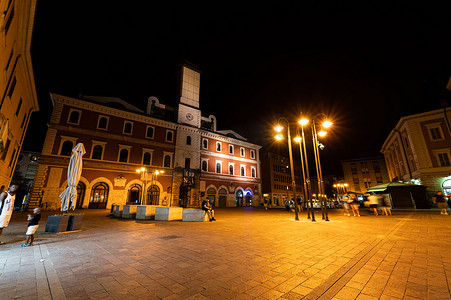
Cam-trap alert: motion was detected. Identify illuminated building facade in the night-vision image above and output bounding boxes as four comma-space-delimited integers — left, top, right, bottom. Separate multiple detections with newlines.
0, 0, 39, 189
341, 155, 389, 193
381, 108, 451, 198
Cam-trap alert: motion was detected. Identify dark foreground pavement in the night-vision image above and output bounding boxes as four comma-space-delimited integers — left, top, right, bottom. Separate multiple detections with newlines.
0, 207, 450, 300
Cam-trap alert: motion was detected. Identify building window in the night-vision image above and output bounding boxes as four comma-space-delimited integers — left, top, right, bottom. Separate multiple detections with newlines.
123, 121, 133, 135
128, 184, 142, 205
241, 166, 245, 176
438, 153, 451, 167
163, 154, 172, 167
143, 152, 152, 165
216, 162, 222, 173
146, 126, 154, 139
166, 130, 174, 142
250, 150, 255, 159
216, 142, 222, 152
67, 109, 81, 125
202, 139, 208, 149
118, 149, 129, 163
186, 136, 191, 145
229, 145, 234, 155
97, 116, 109, 130
229, 164, 234, 175
202, 160, 208, 172
430, 127, 443, 140
185, 158, 191, 169
89, 182, 109, 209
91, 141, 107, 160
60, 141, 74, 156
20, 113, 27, 129
4, 7, 14, 36
0, 139, 10, 161
7, 77, 16, 99
251, 167, 256, 178
240, 147, 245, 157
15, 98, 22, 116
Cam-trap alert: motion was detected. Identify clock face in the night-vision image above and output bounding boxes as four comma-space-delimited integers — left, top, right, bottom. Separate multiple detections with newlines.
186, 113, 194, 121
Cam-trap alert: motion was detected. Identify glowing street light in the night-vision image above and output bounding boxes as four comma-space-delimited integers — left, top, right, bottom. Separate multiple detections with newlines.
275, 134, 283, 140
318, 130, 327, 137
323, 120, 332, 128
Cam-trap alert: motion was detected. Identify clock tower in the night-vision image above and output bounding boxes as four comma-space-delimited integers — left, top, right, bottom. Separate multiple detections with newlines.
177, 65, 201, 128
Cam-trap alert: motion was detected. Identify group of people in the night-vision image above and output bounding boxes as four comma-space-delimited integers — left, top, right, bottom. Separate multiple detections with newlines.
341, 193, 391, 216
0, 183, 41, 247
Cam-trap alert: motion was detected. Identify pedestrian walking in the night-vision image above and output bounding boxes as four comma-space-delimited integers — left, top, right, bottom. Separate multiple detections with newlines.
380, 194, 391, 215
0, 183, 19, 245
350, 193, 360, 217
432, 191, 448, 215
342, 194, 352, 216
21, 207, 41, 247
367, 193, 379, 215
297, 197, 303, 212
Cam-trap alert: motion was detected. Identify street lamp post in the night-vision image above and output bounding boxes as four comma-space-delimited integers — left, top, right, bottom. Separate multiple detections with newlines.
294, 128, 310, 219
275, 118, 299, 221
298, 118, 317, 221
136, 167, 148, 205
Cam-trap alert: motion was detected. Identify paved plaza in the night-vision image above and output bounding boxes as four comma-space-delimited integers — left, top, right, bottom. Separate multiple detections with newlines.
0, 207, 450, 300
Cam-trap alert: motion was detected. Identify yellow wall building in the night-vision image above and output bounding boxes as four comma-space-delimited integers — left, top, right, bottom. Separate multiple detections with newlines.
0, 0, 39, 189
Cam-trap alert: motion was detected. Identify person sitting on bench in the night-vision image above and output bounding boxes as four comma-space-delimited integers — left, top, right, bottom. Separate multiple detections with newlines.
201, 197, 216, 221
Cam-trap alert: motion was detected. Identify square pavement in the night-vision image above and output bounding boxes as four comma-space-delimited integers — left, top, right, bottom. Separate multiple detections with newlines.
0, 207, 450, 299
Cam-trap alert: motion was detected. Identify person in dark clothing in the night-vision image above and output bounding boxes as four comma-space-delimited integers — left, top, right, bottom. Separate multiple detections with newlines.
201, 198, 216, 221
433, 191, 448, 215
21, 207, 41, 247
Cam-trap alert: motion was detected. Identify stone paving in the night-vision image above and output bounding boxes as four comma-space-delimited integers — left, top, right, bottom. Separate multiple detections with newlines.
0, 207, 450, 300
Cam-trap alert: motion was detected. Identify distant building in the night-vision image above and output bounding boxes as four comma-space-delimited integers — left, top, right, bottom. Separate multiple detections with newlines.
341, 155, 389, 193
381, 108, 451, 198
261, 152, 302, 207
0, 0, 39, 189
28, 64, 261, 210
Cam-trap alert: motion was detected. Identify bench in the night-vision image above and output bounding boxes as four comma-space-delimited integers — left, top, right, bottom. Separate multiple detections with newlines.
136, 205, 163, 220
155, 207, 183, 221
182, 209, 209, 222
121, 205, 137, 219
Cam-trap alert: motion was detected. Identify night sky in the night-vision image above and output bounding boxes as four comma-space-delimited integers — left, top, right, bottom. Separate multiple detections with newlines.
25, 2, 451, 175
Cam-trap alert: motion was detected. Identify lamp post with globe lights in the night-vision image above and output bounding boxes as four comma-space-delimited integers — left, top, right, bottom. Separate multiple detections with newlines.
294, 128, 314, 221
275, 118, 300, 221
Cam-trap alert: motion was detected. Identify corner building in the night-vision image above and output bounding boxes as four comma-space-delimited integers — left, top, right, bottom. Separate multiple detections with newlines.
28, 64, 261, 209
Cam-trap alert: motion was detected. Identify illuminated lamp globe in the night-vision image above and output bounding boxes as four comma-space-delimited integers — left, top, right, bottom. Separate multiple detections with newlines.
294, 136, 301, 143
275, 134, 283, 140
323, 120, 332, 128
318, 131, 327, 137
274, 125, 283, 132
299, 119, 309, 126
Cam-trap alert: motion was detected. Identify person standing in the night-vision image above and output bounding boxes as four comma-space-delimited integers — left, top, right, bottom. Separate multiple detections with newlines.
21, 207, 41, 247
350, 193, 360, 217
367, 193, 379, 216
380, 194, 391, 215
433, 191, 448, 215
0, 183, 19, 244
342, 194, 352, 216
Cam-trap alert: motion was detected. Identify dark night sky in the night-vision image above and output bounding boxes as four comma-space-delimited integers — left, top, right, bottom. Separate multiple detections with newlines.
25, 2, 451, 175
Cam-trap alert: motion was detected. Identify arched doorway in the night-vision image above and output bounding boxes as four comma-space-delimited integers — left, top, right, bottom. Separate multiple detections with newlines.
147, 185, 160, 205
89, 182, 109, 209
207, 187, 216, 207
218, 188, 228, 208
244, 190, 253, 207
443, 179, 451, 196
236, 190, 243, 207
128, 184, 142, 205
76, 182, 86, 209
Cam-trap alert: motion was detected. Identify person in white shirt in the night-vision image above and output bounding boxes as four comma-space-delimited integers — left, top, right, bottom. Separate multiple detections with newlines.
0, 183, 19, 244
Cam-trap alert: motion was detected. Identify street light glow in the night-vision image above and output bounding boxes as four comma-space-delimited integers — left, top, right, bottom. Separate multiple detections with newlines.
275, 134, 283, 140
141, 167, 146, 172
275, 125, 283, 132
299, 119, 309, 126
294, 136, 301, 143
318, 130, 327, 137
323, 120, 332, 128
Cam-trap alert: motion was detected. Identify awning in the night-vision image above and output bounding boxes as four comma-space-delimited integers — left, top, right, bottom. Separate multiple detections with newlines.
367, 182, 421, 193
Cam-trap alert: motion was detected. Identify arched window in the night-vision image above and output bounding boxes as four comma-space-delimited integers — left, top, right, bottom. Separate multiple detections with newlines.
76, 181, 86, 209
164, 155, 171, 167
229, 165, 234, 175
146, 126, 154, 138
148, 185, 160, 205
60, 141, 73, 156
216, 163, 221, 173
251, 168, 256, 178
89, 182, 109, 209
241, 166, 245, 176
216, 142, 221, 152
166, 131, 173, 142
92, 145, 103, 160
143, 152, 151, 165
128, 184, 141, 205
186, 136, 191, 145
229, 145, 234, 154
98, 117, 108, 129
202, 160, 207, 171
203, 139, 208, 149
119, 149, 128, 162
123, 122, 132, 134
68, 110, 80, 124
